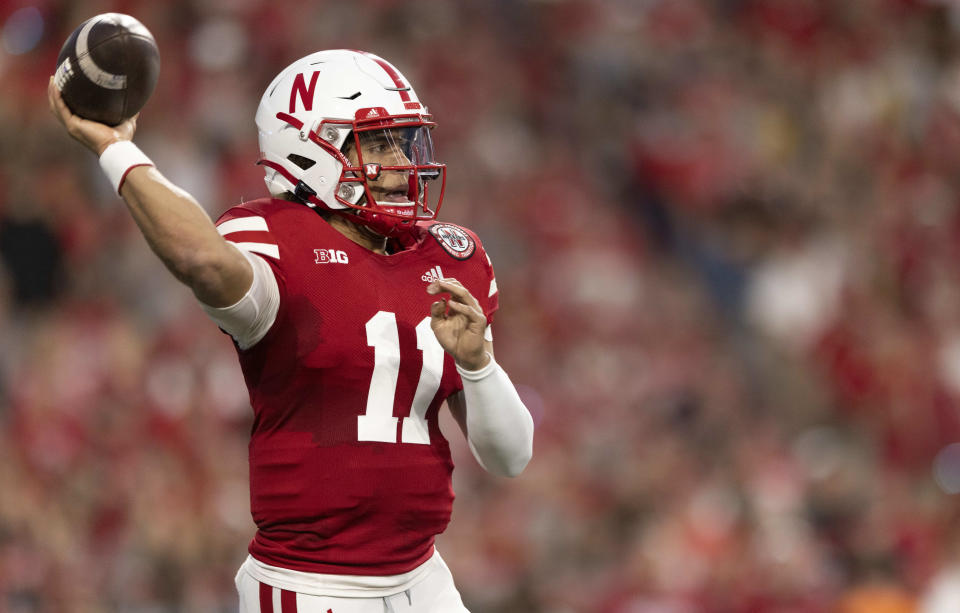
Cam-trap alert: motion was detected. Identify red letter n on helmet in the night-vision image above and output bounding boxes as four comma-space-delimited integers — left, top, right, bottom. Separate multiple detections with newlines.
289, 71, 320, 113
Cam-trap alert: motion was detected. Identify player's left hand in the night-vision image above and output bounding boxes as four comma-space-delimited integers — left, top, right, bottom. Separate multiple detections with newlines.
428, 278, 490, 371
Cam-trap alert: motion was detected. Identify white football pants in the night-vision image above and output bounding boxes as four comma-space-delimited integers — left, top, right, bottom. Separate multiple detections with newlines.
235, 556, 470, 613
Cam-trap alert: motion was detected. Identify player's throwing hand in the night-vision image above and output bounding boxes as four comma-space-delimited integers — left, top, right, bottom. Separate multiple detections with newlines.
47, 76, 136, 156
428, 278, 490, 371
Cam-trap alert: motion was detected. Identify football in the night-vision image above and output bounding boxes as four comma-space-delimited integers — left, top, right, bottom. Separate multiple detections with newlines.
53, 13, 160, 126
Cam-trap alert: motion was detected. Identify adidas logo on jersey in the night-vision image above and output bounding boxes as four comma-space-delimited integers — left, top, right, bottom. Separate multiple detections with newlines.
422, 266, 444, 283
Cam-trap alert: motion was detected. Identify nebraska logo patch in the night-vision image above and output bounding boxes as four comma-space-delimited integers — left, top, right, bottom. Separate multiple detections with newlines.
428, 223, 475, 260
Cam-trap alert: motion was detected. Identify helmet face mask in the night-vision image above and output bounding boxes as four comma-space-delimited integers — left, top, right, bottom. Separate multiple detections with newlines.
337, 118, 444, 234
255, 50, 446, 237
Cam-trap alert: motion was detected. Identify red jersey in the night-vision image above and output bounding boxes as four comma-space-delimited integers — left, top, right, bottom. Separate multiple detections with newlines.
214, 198, 498, 576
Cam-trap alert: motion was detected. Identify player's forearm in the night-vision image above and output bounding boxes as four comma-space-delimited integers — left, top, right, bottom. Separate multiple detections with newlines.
457, 357, 534, 478
120, 166, 251, 307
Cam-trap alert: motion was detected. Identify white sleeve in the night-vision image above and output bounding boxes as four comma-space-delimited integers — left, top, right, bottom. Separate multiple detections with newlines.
456, 354, 534, 478
199, 247, 280, 350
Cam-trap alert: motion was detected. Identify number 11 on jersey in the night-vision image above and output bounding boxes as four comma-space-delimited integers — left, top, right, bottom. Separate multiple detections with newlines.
358, 311, 445, 444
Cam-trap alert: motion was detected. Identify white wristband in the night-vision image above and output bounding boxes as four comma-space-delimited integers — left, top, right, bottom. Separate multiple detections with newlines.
99, 141, 153, 195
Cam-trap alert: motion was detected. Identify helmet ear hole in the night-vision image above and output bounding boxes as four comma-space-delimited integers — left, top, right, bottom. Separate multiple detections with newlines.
287, 154, 316, 170
294, 181, 317, 204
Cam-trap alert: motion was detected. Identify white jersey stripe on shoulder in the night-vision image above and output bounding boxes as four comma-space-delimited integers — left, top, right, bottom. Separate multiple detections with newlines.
232, 242, 280, 259
217, 216, 269, 236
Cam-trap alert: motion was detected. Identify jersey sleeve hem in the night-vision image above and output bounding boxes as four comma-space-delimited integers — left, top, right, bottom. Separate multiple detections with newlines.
199, 246, 281, 350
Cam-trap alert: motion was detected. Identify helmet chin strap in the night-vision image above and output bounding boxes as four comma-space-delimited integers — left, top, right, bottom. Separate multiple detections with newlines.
352, 207, 417, 238
305, 195, 403, 242
333, 178, 419, 238
332, 209, 386, 239
328, 208, 421, 255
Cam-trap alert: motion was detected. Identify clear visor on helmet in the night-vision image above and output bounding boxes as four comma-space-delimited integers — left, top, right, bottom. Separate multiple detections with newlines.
356, 125, 436, 167
339, 124, 443, 219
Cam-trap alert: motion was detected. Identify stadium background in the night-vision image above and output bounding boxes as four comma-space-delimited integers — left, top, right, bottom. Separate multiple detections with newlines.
3, 0, 960, 611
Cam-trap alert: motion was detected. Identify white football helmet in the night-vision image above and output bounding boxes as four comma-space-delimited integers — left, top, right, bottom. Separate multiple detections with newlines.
255, 49, 446, 237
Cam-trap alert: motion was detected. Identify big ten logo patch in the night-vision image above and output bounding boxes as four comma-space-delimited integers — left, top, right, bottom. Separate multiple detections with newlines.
315, 248, 349, 264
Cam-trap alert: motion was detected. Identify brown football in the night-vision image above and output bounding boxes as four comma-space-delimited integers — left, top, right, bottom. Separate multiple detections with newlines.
54, 13, 160, 126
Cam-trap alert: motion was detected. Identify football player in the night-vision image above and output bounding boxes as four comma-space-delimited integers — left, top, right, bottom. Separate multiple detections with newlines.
48, 49, 534, 613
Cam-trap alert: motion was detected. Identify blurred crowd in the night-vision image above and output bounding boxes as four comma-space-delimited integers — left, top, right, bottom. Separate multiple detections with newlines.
5, 0, 960, 611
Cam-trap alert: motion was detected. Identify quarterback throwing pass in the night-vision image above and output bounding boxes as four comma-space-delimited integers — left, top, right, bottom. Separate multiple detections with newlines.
48, 49, 534, 613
